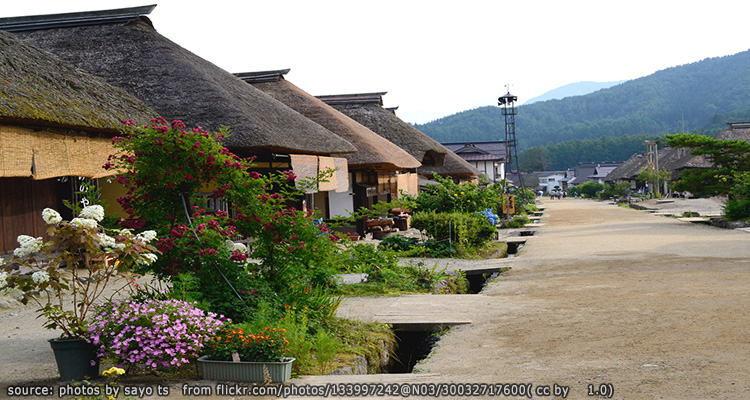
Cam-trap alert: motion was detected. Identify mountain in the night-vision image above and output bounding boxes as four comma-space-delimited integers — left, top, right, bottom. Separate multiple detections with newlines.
416, 49, 750, 151
523, 81, 625, 105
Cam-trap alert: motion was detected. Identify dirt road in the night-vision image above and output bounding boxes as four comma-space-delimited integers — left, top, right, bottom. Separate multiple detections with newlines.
414, 199, 750, 399
1, 199, 749, 399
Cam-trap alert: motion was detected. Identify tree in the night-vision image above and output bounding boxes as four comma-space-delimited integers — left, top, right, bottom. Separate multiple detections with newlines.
635, 168, 672, 198
666, 133, 750, 197
576, 181, 604, 198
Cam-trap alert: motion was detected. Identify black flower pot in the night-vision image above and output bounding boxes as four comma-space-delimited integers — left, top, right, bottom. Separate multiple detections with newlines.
48, 338, 99, 381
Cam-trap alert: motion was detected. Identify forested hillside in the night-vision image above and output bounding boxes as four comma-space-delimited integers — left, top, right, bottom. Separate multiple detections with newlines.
518, 133, 664, 172
417, 49, 750, 151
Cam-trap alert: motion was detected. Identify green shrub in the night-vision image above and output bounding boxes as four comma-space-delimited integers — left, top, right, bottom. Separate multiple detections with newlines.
411, 211, 495, 256
414, 174, 505, 214
378, 235, 421, 252
576, 181, 605, 198
724, 199, 750, 221
498, 215, 529, 229
599, 181, 632, 200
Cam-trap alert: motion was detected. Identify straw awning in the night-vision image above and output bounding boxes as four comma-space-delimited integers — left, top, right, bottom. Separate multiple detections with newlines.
0, 125, 114, 179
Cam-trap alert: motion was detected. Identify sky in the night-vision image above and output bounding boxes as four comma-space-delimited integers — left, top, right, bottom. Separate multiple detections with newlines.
2, 1, 750, 125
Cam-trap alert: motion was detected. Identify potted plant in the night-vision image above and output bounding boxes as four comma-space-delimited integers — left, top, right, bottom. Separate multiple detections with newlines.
198, 324, 294, 383
0, 206, 159, 380
346, 232, 361, 241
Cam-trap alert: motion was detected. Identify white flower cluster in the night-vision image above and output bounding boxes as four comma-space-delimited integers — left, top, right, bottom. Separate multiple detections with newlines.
97, 233, 118, 249
42, 208, 62, 225
136, 230, 157, 243
136, 253, 158, 266
32, 271, 50, 284
0, 270, 8, 288
79, 205, 105, 222
225, 239, 248, 253
70, 218, 98, 229
13, 235, 43, 258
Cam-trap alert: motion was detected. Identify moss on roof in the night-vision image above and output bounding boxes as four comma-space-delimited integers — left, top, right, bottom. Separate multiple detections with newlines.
0, 30, 155, 131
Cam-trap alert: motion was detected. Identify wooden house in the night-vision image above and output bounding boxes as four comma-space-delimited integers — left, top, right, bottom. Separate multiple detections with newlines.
0, 5, 356, 213
235, 69, 421, 221
442, 142, 506, 183
317, 92, 479, 189
0, 30, 155, 253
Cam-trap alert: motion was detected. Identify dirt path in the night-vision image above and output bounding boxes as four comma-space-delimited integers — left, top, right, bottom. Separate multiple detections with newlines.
1, 199, 749, 399
414, 199, 750, 399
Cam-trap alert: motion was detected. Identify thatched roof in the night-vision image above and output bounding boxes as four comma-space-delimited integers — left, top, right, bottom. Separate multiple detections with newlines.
2, 6, 355, 156
237, 70, 420, 170
0, 30, 155, 132
418, 150, 481, 179
317, 93, 448, 167
605, 147, 710, 182
443, 141, 506, 162
607, 124, 750, 182
715, 122, 750, 141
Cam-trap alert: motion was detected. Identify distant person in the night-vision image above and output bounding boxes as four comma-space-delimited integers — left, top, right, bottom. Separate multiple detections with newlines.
562, 191, 567, 199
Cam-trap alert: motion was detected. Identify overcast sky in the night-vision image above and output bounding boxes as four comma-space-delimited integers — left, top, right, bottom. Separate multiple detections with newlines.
3, 1, 750, 124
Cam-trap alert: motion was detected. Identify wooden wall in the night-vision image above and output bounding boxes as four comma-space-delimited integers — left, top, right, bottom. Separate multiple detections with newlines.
0, 178, 65, 254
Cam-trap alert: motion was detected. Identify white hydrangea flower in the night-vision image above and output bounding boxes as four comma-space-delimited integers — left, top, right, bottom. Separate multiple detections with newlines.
79, 205, 105, 222
16, 235, 38, 246
14, 236, 43, 258
97, 233, 117, 249
70, 218, 98, 229
32, 271, 50, 285
137, 253, 158, 266
136, 230, 157, 243
119, 229, 133, 237
42, 208, 62, 225
234, 242, 248, 253
112, 243, 126, 250
0, 271, 8, 288
225, 239, 247, 253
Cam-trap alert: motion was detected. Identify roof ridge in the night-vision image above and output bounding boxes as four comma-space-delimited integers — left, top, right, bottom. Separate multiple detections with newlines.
317, 92, 387, 106
234, 69, 290, 84
0, 5, 156, 32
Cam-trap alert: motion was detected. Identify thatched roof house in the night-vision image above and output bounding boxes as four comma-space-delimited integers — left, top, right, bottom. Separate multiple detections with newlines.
0, 29, 155, 180
714, 121, 750, 142
605, 124, 750, 184
317, 92, 447, 167
0, 5, 355, 157
442, 141, 505, 182
0, 30, 156, 252
236, 69, 420, 171
418, 151, 481, 181
605, 147, 708, 183
0, 32, 154, 134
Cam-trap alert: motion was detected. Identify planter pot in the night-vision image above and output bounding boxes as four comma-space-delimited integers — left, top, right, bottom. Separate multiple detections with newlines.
48, 338, 99, 381
197, 356, 294, 383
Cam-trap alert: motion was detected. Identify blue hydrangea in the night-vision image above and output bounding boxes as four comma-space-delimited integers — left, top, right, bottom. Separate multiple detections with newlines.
476, 208, 499, 226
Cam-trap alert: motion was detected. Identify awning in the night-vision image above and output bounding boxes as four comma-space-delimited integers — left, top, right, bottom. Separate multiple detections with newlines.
0, 125, 114, 180
290, 154, 349, 194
